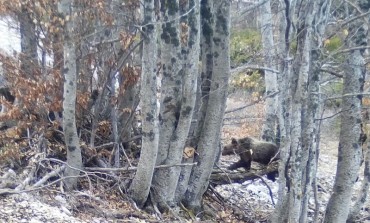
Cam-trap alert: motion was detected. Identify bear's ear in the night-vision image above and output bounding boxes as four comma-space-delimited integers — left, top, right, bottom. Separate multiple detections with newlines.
231, 138, 238, 145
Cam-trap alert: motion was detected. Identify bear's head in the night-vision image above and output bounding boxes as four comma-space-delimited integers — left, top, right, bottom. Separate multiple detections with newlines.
222, 137, 254, 155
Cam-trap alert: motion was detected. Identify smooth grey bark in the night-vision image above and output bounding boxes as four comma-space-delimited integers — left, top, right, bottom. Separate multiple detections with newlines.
190, 0, 213, 147
323, 49, 364, 222
183, 0, 230, 211
110, 73, 119, 167
175, 0, 207, 204
128, 0, 159, 208
259, 0, 278, 143
324, 3, 367, 220
151, 0, 184, 209
151, 0, 200, 209
109, 0, 119, 168
58, 0, 83, 190
174, 0, 201, 203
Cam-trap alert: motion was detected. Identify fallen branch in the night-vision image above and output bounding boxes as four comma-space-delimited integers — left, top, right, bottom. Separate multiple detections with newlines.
84, 162, 198, 172
15, 166, 36, 191
32, 165, 65, 188
210, 161, 278, 185
254, 175, 275, 205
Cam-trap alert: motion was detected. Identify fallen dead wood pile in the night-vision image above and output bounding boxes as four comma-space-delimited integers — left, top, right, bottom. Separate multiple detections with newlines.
210, 161, 279, 185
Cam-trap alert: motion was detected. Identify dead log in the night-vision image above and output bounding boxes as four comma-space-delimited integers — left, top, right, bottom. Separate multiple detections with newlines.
210, 161, 279, 185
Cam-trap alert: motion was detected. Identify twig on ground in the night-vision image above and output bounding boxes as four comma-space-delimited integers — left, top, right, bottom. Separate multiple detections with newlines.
207, 184, 226, 206
33, 165, 65, 188
120, 143, 132, 167
254, 175, 275, 205
15, 166, 36, 191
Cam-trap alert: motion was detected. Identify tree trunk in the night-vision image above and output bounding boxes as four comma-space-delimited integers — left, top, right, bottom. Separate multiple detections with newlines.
348, 136, 370, 222
19, 3, 39, 77
324, 8, 367, 222
173, 0, 201, 203
299, 1, 330, 221
271, 0, 294, 221
272, 0, 326, 221
323, 49, 364, 223
151, 0, 184, 210
150, 0, 201, 210
128, 0, 159, 208
347, 2, 370, 221
286, 2, 314, 219
183, 0, 230, 212
58, 0, 83, 190
190, 0, 214, 147
258, 0, 277, 143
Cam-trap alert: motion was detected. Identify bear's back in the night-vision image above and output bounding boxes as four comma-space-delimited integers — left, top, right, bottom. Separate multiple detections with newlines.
251, 141, 278, 165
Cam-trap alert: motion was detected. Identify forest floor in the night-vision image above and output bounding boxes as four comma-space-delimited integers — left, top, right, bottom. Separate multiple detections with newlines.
218, 91, 370, 222
0, 92, 370, 223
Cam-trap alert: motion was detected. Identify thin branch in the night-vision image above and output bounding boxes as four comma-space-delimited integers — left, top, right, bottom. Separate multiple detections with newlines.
138, 4, 196, 28
231, 64, 280, 76
84, 162, 198, 172
33, 165, 66, 188
254, 175, 275, 205
314, 109, 354, 121
326, 92, 370, 100
120, 143, 132, 167
238, 0, 269, 17
326, 10, 370, 40
225, 91, 279, 114
320, 68, 343, 78
332, 46, 370, 55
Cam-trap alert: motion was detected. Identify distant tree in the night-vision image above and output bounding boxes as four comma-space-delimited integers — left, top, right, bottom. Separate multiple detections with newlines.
258, 0, 277, 143
19, 2, 39, 77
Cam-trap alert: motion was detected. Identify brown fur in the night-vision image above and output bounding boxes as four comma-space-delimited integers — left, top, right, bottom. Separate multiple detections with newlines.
222, 137, 279, 171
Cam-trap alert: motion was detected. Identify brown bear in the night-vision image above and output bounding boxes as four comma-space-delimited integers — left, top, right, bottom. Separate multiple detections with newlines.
222, 137, 279, 180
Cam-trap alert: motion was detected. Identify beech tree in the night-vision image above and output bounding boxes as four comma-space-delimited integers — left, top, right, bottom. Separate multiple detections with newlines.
128, 0, 159, 207
3, 0, 370, 221
258, 0, 278, 143
272, 0, 331, 221
183, 0, 231, 210
129, 0, 231, 212
58, 0, 82, 190
151, 0, 200, 211
324, 1, 369, 222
